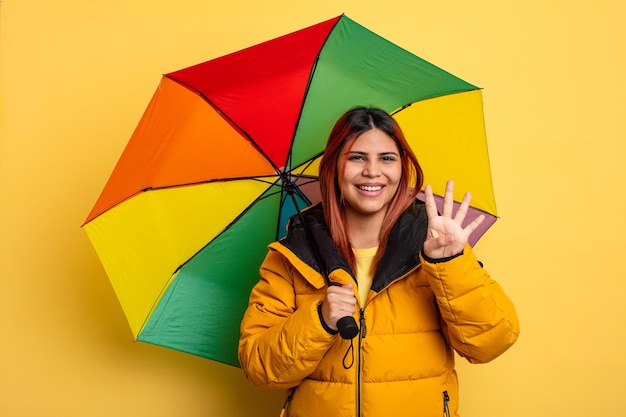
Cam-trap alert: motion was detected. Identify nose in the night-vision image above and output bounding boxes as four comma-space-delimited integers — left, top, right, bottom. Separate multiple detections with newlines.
363, 160, 381, 177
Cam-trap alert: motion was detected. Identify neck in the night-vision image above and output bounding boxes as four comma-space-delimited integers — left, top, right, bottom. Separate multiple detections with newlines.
345, 210, 385, 249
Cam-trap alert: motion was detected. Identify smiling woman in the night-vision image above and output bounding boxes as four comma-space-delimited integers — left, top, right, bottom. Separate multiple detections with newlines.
238, 106, 520, 417
337, 128, 403, 247
321, 107, 422, 267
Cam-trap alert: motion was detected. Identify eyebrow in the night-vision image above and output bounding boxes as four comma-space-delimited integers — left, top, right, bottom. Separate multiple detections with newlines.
347, 150, 400, 157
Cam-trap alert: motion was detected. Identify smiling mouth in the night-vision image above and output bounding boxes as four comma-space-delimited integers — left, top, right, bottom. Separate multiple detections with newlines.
358, 185, 383, 192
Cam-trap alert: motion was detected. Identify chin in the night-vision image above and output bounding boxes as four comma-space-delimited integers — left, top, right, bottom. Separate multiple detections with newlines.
348, 203, 389, 217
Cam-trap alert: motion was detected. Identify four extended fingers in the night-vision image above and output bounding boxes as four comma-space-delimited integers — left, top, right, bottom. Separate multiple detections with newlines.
425, 180, 484, 234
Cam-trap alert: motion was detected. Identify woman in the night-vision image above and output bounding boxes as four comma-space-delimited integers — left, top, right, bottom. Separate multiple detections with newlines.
238, 107, 519, 417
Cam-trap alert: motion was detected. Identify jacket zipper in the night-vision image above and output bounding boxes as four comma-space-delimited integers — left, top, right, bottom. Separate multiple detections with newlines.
354, 279, 404, 417
356, 307, 367, 417
443, 390, 450, 417
279, 389, 295, 417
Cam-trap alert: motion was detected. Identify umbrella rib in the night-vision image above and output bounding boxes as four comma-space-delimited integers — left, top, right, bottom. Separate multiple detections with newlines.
390, 89, 482, 116
166, 75, 284, 176
141, 175, 279, 192
282, 17, 341, 172
169, 173, 316, 277
271, 155, 321, 237
172, 180, 280, 276
83, 177, 282, 226
295, 152, 323, 173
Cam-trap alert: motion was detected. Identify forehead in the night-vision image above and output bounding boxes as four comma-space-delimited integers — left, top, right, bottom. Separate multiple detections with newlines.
343, 129, 400, 153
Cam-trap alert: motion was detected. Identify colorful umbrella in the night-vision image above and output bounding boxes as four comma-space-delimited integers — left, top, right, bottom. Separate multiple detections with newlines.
83, 14, 497, 367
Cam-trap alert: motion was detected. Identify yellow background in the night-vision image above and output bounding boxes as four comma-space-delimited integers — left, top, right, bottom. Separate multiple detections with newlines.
1, 1, 624, 416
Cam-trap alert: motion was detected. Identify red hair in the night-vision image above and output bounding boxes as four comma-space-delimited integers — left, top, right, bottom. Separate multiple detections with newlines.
319, 107, 423, 271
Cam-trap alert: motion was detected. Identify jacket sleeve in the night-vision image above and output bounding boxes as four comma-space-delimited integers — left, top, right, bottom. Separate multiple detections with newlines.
420, 244, 520, 363
238, 249, 337, 389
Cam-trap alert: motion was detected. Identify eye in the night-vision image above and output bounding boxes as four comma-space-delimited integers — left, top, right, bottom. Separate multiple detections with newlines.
348, 154, 365, 161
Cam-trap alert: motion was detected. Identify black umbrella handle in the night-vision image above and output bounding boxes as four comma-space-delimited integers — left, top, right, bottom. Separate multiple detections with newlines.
337, 316, 359, 339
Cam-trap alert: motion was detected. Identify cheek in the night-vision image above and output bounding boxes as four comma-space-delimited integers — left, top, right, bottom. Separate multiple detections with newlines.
396, 170, 403, 184
388, 172, 403, 194
396, 164, 404, 180
387, 166, 403, 184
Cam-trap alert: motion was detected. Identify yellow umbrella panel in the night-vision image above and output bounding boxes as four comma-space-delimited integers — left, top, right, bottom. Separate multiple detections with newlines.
394, 88, 497, 239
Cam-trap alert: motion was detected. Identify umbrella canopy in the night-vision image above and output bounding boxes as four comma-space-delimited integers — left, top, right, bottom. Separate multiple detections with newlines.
83, 14, 497, 367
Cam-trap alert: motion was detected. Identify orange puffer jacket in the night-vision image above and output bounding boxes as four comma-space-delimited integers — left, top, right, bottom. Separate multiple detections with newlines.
238, 202, 519, 417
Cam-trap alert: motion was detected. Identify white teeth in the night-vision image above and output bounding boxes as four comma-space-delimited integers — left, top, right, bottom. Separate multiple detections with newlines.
359, 185, 382, 192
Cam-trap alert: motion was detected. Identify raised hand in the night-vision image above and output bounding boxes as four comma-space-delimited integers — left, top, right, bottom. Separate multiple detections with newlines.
423, 180, 485, 260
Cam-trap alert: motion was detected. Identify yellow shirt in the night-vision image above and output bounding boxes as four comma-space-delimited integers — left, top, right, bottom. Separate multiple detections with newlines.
353, 246, 378, 304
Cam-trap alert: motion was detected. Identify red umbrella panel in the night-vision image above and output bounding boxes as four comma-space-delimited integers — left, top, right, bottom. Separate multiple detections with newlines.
83, 14, 497, 366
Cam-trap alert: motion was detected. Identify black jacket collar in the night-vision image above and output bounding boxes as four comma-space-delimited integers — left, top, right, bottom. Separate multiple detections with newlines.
279, 200, 428, 293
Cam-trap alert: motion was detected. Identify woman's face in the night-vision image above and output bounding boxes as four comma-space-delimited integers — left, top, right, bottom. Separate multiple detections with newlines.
336, 128, 402, 223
